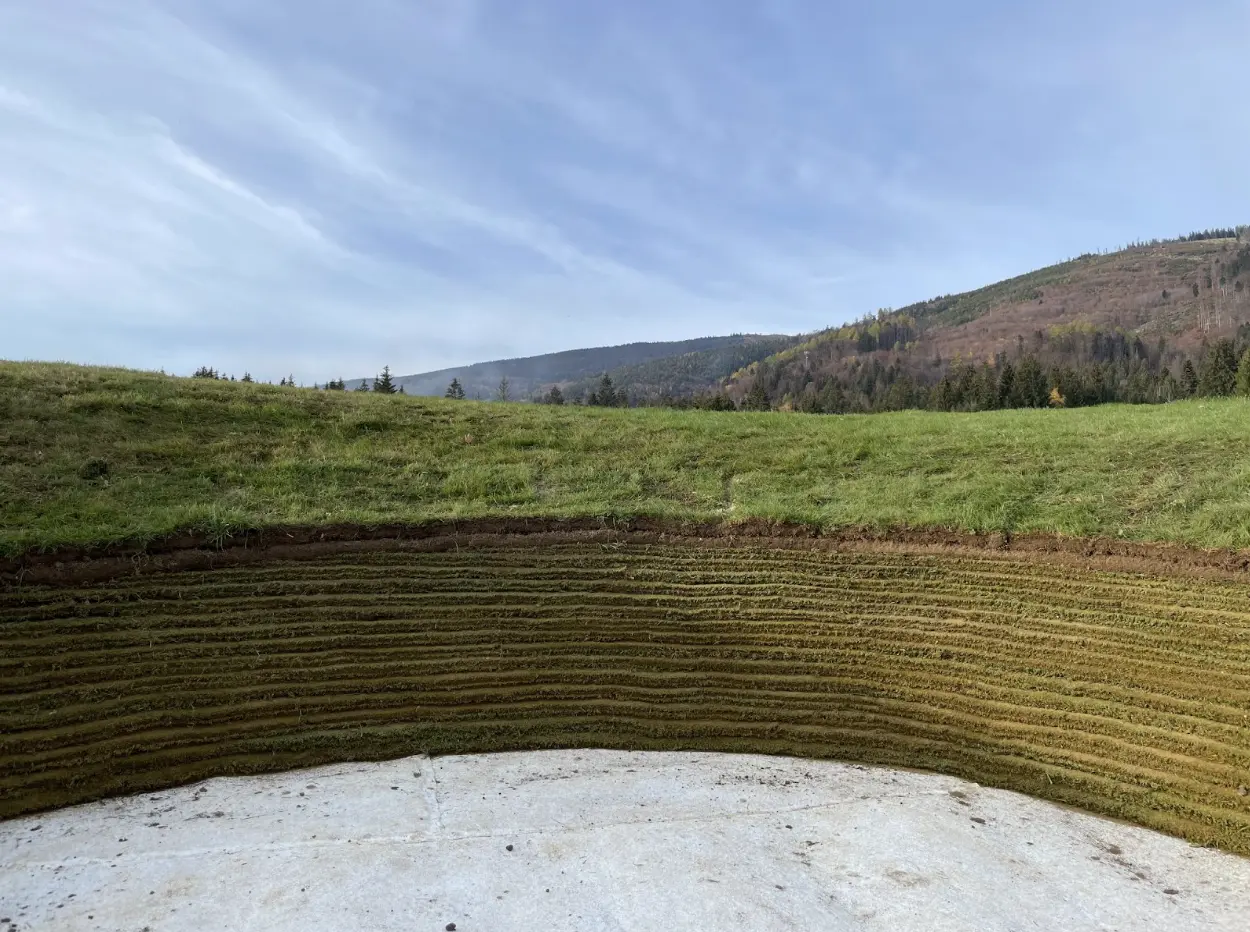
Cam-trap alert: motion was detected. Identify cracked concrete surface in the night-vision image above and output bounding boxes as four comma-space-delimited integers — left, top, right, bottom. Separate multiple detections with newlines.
2, 750, 1248, 930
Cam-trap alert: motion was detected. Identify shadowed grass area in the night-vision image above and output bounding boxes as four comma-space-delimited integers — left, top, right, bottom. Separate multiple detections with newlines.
3, 360, 1250, 555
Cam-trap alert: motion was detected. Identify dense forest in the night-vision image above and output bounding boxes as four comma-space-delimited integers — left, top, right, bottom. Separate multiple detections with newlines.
554, 334, 798, 404
715, 324, 1250, 414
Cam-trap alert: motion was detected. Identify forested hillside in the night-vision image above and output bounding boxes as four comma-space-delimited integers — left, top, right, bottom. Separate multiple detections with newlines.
370, 334, 789, 400
557, 333, 798, 404
322, 227, 1250, 414
725, 229, 1250, 413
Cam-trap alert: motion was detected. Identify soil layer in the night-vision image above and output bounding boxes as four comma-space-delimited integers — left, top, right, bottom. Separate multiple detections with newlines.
3, 531, 1250, 855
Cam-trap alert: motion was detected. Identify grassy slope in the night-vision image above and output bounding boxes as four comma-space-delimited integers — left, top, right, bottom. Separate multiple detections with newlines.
3, 361, 1250, 555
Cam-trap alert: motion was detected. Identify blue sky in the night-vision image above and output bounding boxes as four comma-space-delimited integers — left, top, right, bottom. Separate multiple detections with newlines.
2, 0, 1247, 382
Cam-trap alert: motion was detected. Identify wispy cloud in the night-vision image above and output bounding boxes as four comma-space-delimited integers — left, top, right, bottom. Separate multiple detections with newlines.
3, 0, 1246, 381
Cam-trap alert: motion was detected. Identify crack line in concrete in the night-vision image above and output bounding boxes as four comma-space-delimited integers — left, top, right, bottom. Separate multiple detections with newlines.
3, 788, 954, 871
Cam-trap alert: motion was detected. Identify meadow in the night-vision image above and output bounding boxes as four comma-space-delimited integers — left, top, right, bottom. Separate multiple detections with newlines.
2, 361, 1249, 556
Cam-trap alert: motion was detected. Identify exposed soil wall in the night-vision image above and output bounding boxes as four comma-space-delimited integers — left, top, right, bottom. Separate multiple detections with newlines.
4, 538, 1250, 855
4, 518, 1250, 588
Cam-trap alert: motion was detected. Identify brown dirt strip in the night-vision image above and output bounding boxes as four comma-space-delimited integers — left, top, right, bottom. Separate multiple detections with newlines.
4, 518, 1250, 587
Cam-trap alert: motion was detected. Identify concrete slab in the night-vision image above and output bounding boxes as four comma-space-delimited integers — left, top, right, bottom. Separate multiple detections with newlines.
2, 750, 1248, 931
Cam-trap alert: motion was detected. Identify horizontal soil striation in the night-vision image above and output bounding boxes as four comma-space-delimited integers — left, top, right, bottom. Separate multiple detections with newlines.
3, 542, 1250, 854
4, 518, 1250, 587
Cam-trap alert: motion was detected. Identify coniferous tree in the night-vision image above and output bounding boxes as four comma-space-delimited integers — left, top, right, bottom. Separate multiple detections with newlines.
816, 378, 844, 414
355, 379, 370, 392
975, 366, 999, 410
496, 377, 510, 402
241, 372, 254, 383
1181, 360, 1199, 397
1198, 340, 1238, 397
373, 366, 397, 394
543, 385, 565, 405
595, 374, 617, 407
1015, 356, 1048, 408
445, 378, 466, 400
1236, 348, 1250, 397
996, 363, 1015, 408
743, 378, 770, 411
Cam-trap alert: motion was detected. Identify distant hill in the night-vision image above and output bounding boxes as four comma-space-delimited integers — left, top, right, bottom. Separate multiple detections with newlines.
723, 228, 1250, 412
561, 333, 800, 403
374, 334, 796, 400
346, 226, 1250, 411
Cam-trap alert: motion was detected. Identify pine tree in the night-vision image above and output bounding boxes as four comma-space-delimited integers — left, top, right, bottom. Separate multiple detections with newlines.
595, 374, 616, 407
373, 366, 397, 394
1198, 340, 1238, 397
1236, 348, 1250, 397
816, 378, 844, 414
997, 363, 1016, 408
286, 374, 295, 387
445, 378, 466, 400
355, 379, 370, 392
241, 372, 253, 383
495, 377, 510, 402
976, 366, 999, 411
1015, 356, 1048, 408
1181, 360, 1199, 397
543, 385, 565, 405
743, 378, 770, 411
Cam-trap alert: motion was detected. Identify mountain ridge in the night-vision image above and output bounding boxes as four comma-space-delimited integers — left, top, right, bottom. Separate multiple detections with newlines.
361, 333, 800, 401
344, 225, 1249, 408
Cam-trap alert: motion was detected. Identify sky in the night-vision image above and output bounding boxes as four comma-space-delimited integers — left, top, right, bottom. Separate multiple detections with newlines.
2, 0, 1247, 383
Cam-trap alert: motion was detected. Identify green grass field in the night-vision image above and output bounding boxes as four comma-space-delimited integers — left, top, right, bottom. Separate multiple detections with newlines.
2, 361, 1249, 556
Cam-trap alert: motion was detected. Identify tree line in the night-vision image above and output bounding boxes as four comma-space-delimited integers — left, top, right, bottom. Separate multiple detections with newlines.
192, 365, 405, 394
733, 325, 1250, 415
194, 323, 1250, 417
